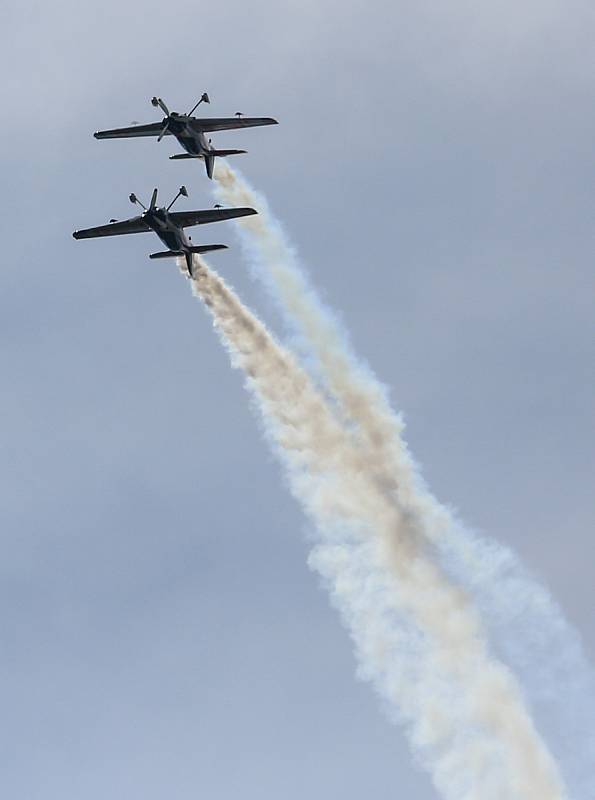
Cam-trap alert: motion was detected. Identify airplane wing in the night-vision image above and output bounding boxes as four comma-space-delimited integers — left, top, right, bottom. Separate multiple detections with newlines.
190, 117, 278, 133
73, 217, 151, 239
168, 207, 257, 228
94, 122, 169, 139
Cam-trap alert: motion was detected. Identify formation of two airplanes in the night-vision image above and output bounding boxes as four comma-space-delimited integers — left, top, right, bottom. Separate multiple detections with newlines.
72, 93, 277, 276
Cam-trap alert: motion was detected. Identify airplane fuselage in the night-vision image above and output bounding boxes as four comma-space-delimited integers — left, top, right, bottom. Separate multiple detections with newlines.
143, 207, 191, 251
166, 114, 210, 156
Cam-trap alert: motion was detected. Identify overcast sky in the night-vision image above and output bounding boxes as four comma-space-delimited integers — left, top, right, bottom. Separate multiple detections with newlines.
1, 2, 594, 798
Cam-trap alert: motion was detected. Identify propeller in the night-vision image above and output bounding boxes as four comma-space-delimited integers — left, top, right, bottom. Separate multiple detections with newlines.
149, 188, 158, 210
188, 92, 210, 116
167, 185, 188, 211
151, 97, 173, 141
129, 192, 147, 210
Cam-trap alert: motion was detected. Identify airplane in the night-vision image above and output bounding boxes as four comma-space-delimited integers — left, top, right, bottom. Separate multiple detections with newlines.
72, 186, 257, 277
94, 93, 278, 179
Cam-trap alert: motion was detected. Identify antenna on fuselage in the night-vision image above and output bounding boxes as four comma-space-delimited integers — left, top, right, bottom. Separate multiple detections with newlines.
167, 185, 188, 211
188, 92, 210, 116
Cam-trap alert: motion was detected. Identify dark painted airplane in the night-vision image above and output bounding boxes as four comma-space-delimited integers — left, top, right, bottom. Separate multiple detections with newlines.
94, 93, 278, 179
72, 186, 257, 277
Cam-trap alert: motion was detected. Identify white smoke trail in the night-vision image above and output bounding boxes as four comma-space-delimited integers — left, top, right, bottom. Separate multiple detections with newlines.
212, 162, 595, 796
190, 258, 567, 800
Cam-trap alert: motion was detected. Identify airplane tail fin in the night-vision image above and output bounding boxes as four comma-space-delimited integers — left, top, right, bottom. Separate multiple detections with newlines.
184, 245, 228, 277
204, 150, 246, 179
183, 246, 226, 276
149, 247, 227, 277
205, 154, 215, 179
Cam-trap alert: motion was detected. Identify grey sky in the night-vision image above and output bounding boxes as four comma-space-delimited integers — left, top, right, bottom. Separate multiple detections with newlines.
1, 2, 593, 798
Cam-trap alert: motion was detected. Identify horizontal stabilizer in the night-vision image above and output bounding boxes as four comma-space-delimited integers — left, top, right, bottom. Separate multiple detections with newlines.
149, 250, 182, 259
209, 149, 247, 157
189, 245, 228, 254
169, 153, 201, 160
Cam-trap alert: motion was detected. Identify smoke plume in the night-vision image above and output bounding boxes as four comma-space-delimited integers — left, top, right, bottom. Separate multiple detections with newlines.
212, 162, 595, 796
190, 258, 567, 800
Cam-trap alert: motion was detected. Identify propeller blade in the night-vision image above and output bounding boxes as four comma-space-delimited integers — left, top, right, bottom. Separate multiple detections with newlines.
150, 188, 158, 210
157, 120, 170, 142
188, 92, 211, 116
129, 193, 147, 210
166, 185, 189, 211
151, 96, 170, 116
